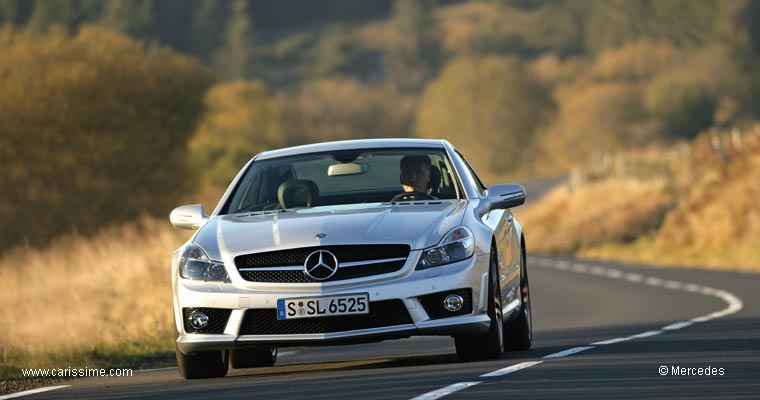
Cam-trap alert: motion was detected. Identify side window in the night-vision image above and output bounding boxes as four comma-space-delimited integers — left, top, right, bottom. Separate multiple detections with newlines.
455, 150, 487, 196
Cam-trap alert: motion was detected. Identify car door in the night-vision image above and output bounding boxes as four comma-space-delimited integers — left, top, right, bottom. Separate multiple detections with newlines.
454, 151, 519, 306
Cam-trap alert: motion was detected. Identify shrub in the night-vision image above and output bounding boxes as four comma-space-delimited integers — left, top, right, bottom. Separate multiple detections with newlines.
645, 77, 716, 139
188, 80, 283, 189
415, 56, 551, 177
0, 25, 214, 252
278, 77, 416, 144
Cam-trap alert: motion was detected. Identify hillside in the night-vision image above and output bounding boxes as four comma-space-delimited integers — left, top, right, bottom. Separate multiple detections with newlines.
519, 125, 760, 271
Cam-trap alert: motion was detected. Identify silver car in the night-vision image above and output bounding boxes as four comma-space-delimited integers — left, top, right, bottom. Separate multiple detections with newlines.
170, 139, 531, 379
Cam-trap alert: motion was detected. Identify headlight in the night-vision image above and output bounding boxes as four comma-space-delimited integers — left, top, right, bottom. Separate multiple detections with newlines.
416, 226, 475, 270
178, 244, 229, 282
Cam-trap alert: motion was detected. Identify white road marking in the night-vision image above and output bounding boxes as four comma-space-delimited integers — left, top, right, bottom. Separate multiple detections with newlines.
629, 330, 663, 339
644, 277, 664, 286
408, 258, 745, 400
535, 258, 744, 349
409, 382, 481, 400
699, 287, 717, 295
662, 321, 692, 330
683, 283, 701, 292
0, 386, 70, 400
663, 280, 684, 290
571, 263, 589, 273
591, 337, 632, 345
605, 269, 624, 279
544, 346, 595, 359
480, 361, 543, 377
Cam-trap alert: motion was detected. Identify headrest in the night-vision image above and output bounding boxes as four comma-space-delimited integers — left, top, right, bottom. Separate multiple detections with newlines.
429, 165, 441, 193
278, 180, 319, 209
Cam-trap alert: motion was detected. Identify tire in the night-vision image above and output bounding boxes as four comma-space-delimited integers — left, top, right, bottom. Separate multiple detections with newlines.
176, 345, 229, 379
504, 244, 532, 350
230, 347, 278, 369
455, 247, 505, 361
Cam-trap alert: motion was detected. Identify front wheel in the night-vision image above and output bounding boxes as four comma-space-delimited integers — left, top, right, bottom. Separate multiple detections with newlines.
504, 245, 532, 350
176, 345, 228, 379
454, 248, 504, 361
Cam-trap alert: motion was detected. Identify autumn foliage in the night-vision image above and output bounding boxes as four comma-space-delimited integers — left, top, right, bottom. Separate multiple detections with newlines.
0, 26, 213, 251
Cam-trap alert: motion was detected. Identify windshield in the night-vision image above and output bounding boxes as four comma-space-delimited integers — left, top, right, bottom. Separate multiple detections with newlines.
221, 148, 462, 214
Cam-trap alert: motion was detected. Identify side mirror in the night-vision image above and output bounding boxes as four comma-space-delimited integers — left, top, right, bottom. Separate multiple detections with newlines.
170, 204, 208, 230
485, 184, 526, 210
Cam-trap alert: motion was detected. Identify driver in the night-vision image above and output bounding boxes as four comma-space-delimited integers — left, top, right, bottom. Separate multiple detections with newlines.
400, 155, 432, 194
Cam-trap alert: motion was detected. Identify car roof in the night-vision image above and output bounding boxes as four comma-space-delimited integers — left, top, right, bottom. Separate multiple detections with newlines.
255, 138, 450, 161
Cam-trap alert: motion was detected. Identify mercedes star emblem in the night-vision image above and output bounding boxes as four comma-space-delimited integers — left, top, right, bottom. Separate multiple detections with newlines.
303, 250, 339, 281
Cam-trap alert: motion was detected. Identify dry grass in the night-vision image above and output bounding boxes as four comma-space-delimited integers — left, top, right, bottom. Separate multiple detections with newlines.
0, 217, 191, 376
517, 178, 672, 253
521, 126, 760, 272
587, 152, 760, 272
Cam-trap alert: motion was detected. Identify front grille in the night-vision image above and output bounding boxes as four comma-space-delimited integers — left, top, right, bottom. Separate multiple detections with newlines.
236, 245, 410, 283
239, 261, 404, 283
418, 289, 473, 320
182, 307, 232, 334
238, 300, 412, 335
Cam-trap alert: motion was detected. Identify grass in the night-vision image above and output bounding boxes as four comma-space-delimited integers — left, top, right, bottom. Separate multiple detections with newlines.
516, 178, 673, 253
2, 125, 758, 382
0, 217, 190, 378
520, 126, 760, 272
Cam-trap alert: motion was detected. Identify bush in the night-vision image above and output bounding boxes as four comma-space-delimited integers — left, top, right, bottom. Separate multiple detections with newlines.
0, 25, 214, 252
518, 179, 673, 253
415, 56, 551, 177
278, 77, 416, 144
645, 77, 716, 138
534, 81, 646, 172
188, 80, 283, 188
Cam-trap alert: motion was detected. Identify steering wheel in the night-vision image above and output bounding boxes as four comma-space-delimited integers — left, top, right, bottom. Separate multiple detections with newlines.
391, 191, 434, 202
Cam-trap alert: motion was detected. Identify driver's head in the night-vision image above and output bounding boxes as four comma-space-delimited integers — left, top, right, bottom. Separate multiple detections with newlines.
400, 155, 431, 193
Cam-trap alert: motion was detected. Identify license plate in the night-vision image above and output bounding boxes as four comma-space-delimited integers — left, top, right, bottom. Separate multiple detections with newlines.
277, 293, 369, 320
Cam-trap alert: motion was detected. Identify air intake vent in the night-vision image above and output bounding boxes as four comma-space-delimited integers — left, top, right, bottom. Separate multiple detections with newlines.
235, 245, 410, 283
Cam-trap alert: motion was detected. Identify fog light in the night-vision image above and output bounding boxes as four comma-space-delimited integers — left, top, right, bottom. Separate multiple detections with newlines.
443, 294, 464, 312
189, 311, 209, 329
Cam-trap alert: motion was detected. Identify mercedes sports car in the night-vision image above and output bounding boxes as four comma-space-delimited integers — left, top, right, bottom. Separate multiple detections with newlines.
170, 139, 531, 379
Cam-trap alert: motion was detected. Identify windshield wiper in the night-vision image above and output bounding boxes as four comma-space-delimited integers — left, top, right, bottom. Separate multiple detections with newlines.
238, 209, 287, 216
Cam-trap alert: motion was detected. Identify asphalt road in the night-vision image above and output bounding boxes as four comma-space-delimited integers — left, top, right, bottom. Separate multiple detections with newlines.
12, 256, 760, 400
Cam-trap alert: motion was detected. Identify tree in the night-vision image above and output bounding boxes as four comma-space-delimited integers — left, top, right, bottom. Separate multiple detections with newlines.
646, 0, 718, 48
279, 78, 416, 145
645, 78, 715, 139
385, 0, 441, 92
0, 26, 214, 252
312, 24, 374, 79
190, 0, 228, 63
535, 81, 646, 172
188, 80, 283, 188
98, 0, 154, 39
415, 56, 551, 176
0, 0, 35, 25
214, 0, 255, 80
25, 0, 102, 33
584, 0, 649, 54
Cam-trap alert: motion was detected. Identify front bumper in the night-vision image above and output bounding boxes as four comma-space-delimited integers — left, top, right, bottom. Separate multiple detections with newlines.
174, 251, 491, 354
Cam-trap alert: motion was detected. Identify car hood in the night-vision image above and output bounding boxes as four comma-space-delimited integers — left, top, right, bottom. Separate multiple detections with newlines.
195, 201, 468, 261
